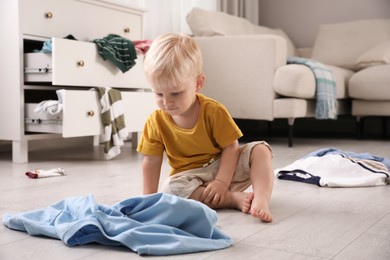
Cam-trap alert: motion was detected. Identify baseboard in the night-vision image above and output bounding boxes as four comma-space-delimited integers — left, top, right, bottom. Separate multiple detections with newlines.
0, 137, 94, 154
0, 141, 11, 153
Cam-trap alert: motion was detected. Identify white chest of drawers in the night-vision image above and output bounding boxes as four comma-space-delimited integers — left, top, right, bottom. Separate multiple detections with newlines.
0, 0, 156, 162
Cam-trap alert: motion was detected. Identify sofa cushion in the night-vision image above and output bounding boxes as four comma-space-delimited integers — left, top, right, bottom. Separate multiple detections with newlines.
186, 7, 296, 56
328, 65, 355, 99
355, 40, 390, 69
273, 64, 353, 99
349, 64, 390, 100
311, 19, 390, 70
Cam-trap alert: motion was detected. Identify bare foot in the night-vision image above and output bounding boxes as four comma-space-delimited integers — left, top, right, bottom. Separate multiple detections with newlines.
242, 192, 254, 214
250, 196, 273, 222
229, 192, 254, 213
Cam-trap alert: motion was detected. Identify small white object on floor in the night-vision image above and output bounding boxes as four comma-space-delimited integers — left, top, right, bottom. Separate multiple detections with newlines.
26, 168, 65, 179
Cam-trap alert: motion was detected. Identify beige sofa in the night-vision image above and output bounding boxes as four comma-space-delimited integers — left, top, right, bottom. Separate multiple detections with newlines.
187, 8, 390, 146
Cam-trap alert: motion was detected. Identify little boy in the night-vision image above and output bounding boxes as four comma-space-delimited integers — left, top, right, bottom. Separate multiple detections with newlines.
137, 33, 274, 222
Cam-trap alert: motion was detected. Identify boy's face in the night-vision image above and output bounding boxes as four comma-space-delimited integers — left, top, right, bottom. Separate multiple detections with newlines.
151, 75, 204, 117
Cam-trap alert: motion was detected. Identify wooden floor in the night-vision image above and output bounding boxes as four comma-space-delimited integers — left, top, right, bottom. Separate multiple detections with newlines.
0, 137, 389, 259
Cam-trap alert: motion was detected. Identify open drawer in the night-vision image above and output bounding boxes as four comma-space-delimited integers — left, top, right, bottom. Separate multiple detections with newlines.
24, 37, 150, 89
25, 90, 102, 137
25, 89, 156, 137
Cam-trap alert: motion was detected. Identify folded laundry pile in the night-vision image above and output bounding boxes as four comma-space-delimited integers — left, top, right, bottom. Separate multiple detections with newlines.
275, 147, 390, 187
3, 193, 232, 256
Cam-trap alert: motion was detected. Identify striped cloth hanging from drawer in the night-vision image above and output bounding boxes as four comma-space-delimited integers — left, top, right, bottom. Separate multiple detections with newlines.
97, 87, 128, 160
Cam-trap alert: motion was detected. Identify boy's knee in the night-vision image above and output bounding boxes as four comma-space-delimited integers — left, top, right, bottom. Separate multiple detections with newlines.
251, 143, 273, 160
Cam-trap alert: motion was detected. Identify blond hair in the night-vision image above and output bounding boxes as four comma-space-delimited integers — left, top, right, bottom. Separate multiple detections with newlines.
144, 33, 203, 89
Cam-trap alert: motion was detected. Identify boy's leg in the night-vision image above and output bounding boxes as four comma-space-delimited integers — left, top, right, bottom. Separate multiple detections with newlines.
161, 145, 274, 222
248, 143, 274, 222
189, 186, 254, 213
186, 142, 274, 222
160, 165, 253, 210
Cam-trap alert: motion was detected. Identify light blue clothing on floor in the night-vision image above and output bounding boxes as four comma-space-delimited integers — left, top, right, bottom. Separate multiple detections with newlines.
3, 193, 232, 256
304, 147, 390, 170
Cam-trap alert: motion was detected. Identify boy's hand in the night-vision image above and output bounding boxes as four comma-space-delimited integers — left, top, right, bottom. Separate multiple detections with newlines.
200, 179, 228, 205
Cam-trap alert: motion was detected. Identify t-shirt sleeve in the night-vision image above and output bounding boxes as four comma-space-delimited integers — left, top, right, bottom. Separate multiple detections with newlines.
136, 113, 165, 156
209, 104, 243, 148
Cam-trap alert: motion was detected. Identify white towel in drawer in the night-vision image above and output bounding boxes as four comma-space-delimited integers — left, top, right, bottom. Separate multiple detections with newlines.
25, 103, 62, 133
24, 38, 150, 89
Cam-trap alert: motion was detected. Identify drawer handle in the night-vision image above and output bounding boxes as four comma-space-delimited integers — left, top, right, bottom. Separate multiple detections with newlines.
45, 12, 53, 19
77, 60, 85, 67
124, 27, 130, 33
87, 111, 95, 117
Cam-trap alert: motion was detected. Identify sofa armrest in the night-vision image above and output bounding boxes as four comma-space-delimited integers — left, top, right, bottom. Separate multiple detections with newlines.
274, 64, 316, 99
195, 35, 287, 120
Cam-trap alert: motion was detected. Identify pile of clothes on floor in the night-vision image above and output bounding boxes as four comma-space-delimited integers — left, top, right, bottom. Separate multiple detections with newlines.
275, 147, 390, 187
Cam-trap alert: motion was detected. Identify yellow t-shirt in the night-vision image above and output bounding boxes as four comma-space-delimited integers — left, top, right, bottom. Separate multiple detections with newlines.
137, 93, 243, 175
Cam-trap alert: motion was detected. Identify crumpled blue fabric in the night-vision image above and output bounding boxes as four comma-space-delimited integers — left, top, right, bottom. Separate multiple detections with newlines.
3, 193, 232, 256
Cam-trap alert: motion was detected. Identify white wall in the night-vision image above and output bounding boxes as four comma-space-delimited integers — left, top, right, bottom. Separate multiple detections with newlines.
258, 0, 390, 48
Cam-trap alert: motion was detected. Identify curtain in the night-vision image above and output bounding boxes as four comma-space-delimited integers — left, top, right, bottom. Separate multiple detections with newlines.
116, 0, 217, 39
218, 0, 259, 25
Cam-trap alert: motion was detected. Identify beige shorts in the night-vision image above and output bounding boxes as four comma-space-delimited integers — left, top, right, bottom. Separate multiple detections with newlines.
160, 141, 272, 198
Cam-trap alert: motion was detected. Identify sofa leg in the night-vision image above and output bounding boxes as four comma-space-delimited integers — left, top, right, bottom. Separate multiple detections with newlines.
356, 116, 362, 140
267, 121, 272, 137
382, 117, 387, 139
288, 118, 295, 147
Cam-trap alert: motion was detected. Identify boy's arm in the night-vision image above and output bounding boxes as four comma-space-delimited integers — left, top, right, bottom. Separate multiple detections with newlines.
215, 139, 240, 186
200, 140, 240, 204
142, 154, 163, 194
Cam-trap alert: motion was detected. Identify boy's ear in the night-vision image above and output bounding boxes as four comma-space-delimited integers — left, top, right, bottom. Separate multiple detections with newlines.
196, 74, 205, 92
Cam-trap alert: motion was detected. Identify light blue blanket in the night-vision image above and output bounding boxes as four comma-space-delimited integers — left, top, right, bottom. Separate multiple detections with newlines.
287, 56, 338, 119
3, 193, 232, 256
